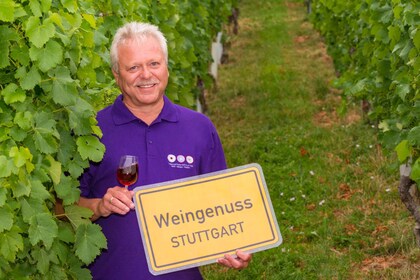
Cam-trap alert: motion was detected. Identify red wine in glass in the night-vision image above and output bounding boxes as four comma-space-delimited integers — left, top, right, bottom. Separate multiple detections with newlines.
117, 155, 138, 188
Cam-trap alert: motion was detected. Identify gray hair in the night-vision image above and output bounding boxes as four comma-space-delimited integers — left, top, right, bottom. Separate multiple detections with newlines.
110, 22, 168, 73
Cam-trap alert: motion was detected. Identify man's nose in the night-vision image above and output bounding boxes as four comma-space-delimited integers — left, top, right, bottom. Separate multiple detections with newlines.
139, 67, 152, 79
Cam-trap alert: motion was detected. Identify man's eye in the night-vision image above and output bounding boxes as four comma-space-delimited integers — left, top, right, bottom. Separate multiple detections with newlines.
150, 62, 159, 67
129, 66, 138, 71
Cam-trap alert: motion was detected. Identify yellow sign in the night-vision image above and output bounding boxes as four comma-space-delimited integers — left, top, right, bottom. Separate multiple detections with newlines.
133, 163, 282, 275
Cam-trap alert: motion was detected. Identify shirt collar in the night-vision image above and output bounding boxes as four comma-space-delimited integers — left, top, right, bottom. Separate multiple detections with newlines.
155, 95, 178, 123
112, 95, 179, 125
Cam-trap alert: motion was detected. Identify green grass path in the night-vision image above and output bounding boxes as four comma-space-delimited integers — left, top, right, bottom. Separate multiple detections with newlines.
201, 0, 420, 279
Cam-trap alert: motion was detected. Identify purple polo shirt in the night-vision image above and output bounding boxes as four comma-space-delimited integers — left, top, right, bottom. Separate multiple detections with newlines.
79, 95, 227, 280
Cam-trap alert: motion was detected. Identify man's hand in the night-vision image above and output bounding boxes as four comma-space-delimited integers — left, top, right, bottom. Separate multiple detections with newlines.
79, 186, 135, 221
217, 250, 252, 270
97, 186, 135, 217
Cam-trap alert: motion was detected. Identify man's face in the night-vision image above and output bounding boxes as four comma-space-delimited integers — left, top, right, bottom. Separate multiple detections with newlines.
113, 37, 169, 109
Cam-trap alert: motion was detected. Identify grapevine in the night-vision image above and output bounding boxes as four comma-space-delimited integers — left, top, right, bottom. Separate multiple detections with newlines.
0, 0, 236, 277
310, 0, 420, 244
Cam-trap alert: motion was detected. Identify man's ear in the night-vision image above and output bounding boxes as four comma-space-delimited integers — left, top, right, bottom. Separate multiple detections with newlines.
112, 69, 119, 82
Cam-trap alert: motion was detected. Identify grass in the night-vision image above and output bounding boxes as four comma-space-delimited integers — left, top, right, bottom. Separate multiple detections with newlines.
200, 0, 420, 279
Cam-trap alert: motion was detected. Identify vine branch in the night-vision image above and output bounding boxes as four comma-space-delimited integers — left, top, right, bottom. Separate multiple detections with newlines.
398, 164, 420, 247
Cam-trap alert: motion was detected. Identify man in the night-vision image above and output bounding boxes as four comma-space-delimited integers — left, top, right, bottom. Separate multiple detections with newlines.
78, 22, 251, 279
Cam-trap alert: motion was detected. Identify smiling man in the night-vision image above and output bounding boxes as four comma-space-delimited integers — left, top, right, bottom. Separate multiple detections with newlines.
77, 22, 251, 280
111, 25, 169, 125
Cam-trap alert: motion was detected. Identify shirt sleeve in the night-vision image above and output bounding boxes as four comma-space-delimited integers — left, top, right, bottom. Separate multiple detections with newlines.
78, 165, 94, 198
200, 125, 227, 174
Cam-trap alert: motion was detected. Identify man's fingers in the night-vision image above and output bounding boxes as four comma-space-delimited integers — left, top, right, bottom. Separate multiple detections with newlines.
109, 187, 135, 208
217, 251, 251, 270
105, 187, 134, 214
110, 199, 129, 213
237, 250, 252, 262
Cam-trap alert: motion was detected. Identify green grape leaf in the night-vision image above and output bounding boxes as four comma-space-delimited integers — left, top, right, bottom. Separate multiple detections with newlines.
54, 175, 74, 202
69, 266, 92, 280
77, 65, 96, 85
61, 0, 78, 13
395, 140, 411, 162
57, 221, 75, 243
75, 223, 107, 264
10, 126, 28, 143
11, 44, 30, 67
30, 180, 51, 201
0, 226, 24, 262
14, 111, 33, 130
45, 264, 68, 279
404, 9, 419, 26
61, 12, 82, 33
34, 112, 59, 154
28, 213, 58, 249
0, 188, 7, 207
347, 78, 367, 95
1, 83, 26, 104
67, 252, 92, 279
13, 178, 32, 198
54, 176, 80, 205
14, 5, 27, 18
388, 26, 401, 47
407, 126, 420, 146
46, 155, 61, 185
393, 39, 413, 60
50, 66, 78, 106
19, 66, 41, 90
50, 241, 69, 265
40, 0, 52, 13
80, 30, 94, 48
0, 39, 10, 69
411, 158, 420, 182
82, 13, 96, 29
29, 0, 42, 17
93, 29, 109, 47
68, 109, 93, 136
414, 29, 420, 50
65, 43, 81, 66
0, 0, 15, 22
371, 24, 389, 44
379, 6, 393, 24
395, 83, 411, 101
31, 247, 58, 274
393, 4, 403, 19
0, 156, 13, 178
65, 186, 82, 205
49, 12, 64, 30
64, 205, 93, 228
9, 146, 32, 168
57, 129, 77, 165
34, 130, 58, 154
0, 206, 14, 233
29, 40, 63, 72
32, 165, 51, 183
91, 123, 103, 138
67, 160, 85, 178
76, 135, 105, 162
35, 111, 57, 131
25, 16, 56, 48
20, 197, 46, 223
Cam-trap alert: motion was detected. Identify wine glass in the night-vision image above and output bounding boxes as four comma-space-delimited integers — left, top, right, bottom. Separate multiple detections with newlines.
117, 155, 138, 189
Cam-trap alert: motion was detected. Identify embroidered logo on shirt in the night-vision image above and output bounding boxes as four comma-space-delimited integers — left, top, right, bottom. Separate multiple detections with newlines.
167, 154, 194, 169
186, 156, 194, 164
177, 155, 185, 163
167, 154, 176, 163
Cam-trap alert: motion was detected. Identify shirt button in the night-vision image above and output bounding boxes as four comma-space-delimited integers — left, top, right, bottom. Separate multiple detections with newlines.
148, 140, 153, 144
